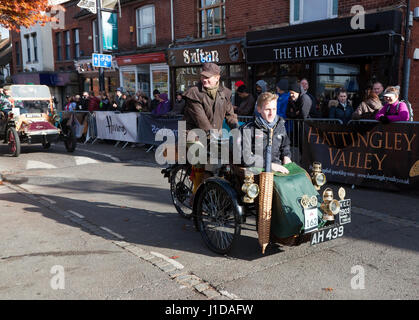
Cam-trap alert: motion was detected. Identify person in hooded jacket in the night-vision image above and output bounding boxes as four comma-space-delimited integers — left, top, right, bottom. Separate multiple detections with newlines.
352, 88, 383, 120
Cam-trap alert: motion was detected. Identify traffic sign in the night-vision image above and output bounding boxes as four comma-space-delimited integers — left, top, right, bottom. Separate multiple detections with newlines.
92, 53, 113, 68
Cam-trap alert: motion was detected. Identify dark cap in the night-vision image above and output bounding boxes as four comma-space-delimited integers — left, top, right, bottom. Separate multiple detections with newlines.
276, 79, 289, 91
201, 62, 221, 77
116, 87, 123, 92
288, 82, 301, 94
153, 89, 160, 95
237, 85, 247, 93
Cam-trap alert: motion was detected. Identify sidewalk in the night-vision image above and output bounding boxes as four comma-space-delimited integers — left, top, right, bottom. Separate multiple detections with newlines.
0, 183, 203, 300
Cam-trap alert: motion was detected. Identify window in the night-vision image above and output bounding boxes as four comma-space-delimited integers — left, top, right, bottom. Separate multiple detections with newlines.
56, 32, 62, 61
74, 29, 80, 59
290, 0, 338, 24
32, 33, 38, 62
198, 0, 225, 38
15, 42, 21, 66
136, 5, 155, 46
65, 30, 71, 60
24, 35, 31, 62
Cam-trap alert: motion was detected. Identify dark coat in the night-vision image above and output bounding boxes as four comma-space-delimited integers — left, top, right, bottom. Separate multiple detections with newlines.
238, 116, 291, 168
286, 93, 312, 119
329, 102, 354, 124
183, 82, 238, 133
236, 94, 255, 116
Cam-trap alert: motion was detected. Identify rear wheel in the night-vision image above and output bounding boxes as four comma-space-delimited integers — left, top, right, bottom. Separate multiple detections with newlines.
8, 127, 20, 157
64, 127, 77, 152
170, 165, 193, 219
194, 181, 241, 254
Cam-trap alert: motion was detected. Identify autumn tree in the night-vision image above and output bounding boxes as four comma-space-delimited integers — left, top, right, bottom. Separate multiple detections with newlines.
0, 0, 54, 31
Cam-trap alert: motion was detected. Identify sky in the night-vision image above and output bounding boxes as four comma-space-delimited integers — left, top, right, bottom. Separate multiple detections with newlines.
0, 26, 9, 39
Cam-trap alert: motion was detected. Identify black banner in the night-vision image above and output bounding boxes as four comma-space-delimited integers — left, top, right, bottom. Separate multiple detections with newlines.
301, 121, 419, 190
137, 113, 182, 145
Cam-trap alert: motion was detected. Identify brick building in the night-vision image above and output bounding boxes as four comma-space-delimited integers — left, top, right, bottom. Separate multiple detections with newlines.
8, 0, 419, 118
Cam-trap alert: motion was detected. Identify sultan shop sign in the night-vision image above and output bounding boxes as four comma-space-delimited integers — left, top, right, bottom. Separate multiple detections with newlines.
301, 121, 419, 190
246, 33, 392, 63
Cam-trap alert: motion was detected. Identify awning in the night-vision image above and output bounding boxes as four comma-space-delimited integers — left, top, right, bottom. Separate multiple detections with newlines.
115, 52, 166, 66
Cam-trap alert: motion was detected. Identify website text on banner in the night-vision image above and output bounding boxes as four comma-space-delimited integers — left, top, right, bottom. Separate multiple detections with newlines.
95, 111, 139, 142
137, 113, 182, 146
301, 120, 419, 190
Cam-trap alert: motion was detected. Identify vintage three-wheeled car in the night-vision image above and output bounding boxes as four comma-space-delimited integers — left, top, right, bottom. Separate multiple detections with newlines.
0, 85, 77, 157
162, 139, 351, 255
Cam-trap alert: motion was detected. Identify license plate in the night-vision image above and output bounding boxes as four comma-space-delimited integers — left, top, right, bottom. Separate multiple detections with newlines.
310, 225, 344, 245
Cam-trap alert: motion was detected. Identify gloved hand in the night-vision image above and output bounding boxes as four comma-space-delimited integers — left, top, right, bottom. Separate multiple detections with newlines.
379, 116, 390, 124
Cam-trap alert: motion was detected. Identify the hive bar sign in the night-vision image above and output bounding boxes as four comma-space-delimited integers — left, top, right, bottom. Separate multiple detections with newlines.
301, 122, 419, 190
246, 34, 392, 63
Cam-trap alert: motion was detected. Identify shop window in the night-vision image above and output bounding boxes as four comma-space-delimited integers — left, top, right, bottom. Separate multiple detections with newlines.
56, 32, 62, 61
290, 0, 338, 25
151, 68, 169, 95
254, 63, 304, 93
316, 62, 360, 101
198, 0, 225, 38
24, 35, 31, 63
65, 30, 71, 60
121, 71, 136, 94
74, 29, 80, 59
136, 5, 156, 46
31, 33, 38, 62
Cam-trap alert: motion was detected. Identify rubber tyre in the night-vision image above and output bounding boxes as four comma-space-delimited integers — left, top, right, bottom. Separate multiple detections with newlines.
194, 181, 241, 254
64, 127, 77, 152
8, 127, 20, 157
170, 165, 193, 219
42, 142, 51, 149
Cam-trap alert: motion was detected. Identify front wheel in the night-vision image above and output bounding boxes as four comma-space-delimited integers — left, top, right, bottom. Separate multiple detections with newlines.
8, 127, 20, 157
170, 165, 193, 219
194, 181, 241, 254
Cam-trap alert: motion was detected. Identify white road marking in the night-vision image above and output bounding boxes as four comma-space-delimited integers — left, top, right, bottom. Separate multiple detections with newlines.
26, 160, 57, 170
67, 210, 85, 219
40, 196, 56, 204
74, 156, 99, 166
100, 226, 125, 239
76, 149, 120, 162
150, 251, 184, 270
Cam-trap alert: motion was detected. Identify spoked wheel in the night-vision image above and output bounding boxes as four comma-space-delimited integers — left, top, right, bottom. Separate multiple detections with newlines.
194, 181, 241, 254
64, 126, 77, 152
8, 127, 20, 157
170, 165, 193, 219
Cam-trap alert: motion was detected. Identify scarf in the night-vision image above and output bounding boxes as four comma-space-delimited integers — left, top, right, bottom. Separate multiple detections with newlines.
205, 84, 219, 100
256, 114, 279, 172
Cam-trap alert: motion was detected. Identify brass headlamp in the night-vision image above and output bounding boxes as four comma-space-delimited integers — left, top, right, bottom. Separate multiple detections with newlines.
311, 162, 326, 190
320, 188, 340, 221
241, 171, 260, 203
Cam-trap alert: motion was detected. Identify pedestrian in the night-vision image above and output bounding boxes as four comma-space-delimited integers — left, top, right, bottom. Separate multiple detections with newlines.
99, 92, 111, 111
300, 78, 321, 118
150, 89, 160, 113
352, 88, 383, 120
112, 87, 125, 112
80, 91, 89, 111
375, 86, 410, 123
234, 80, 245, 107
328, 88, 353, 124
372, 81, 385, 105
167, 91, 186, 116
275, 79, 290, 118
234, 85, 255, 116
152, 93, 171, 116
88, 91, 100, 112
286, 82, 312, 119
255, 80, 267, 98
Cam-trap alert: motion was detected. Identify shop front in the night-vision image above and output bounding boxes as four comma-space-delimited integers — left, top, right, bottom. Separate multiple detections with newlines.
75, 58, 119, 97
246, 10, 403, 113
167, 39, 246, 99
115, 52, 169, 99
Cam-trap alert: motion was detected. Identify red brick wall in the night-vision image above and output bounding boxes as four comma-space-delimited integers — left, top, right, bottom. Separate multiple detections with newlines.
10, 30, 22, 75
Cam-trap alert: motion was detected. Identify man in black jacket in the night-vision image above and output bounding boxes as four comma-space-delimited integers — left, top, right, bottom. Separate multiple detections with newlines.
239, 92, 291, 174
286, 82, 312, 119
